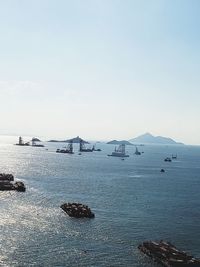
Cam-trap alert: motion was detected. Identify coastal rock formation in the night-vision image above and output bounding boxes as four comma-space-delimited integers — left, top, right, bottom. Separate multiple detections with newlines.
48, 136, 89, 144
60, 203, 95, 218
13, 181, 26, 192
0, 173, 26, 192
0, 173, 14, 181
138, 240, 200, 266
107, 140, 133, 145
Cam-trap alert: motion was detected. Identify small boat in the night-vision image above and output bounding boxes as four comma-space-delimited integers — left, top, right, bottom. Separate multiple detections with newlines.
108, 144, 129, 157
160, 169, 165, 173
135, 146, 141, 155
172, 154, 177, 159
164, 157, 172, 162
56, 141, 74, 154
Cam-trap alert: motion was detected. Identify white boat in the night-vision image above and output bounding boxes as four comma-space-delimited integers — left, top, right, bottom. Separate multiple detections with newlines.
108, 144, 129, 157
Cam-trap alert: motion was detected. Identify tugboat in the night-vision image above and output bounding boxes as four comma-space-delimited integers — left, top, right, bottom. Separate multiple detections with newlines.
79, 140, 93, 152
134, 146, 141, 155
108, 144, 129, 157
56, 140, 74, 154
15, 136, 30, 146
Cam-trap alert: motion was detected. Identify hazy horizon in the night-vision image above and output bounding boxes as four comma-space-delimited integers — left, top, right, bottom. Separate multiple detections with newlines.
0, 132, 191, 146
0, 0, 200, 145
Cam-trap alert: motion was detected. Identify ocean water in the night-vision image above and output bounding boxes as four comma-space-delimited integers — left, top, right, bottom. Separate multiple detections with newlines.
0, 136, 200, 267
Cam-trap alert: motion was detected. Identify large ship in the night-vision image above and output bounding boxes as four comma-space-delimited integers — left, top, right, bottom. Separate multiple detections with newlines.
56, 140, 74, 154
108, 144, 129, 157
15, 136, 30, 146
79, 140, 93, 152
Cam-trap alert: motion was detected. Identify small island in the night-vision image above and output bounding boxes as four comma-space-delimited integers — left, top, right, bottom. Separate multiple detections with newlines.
48, 136, 89, 144
107, 140, 133, 145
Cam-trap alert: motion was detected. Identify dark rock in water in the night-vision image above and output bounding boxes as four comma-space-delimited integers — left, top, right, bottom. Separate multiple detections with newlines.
14, 181, 26, 192
61, 203, 95, 218
0, 173, 14, 181
0, 182, 14, 191
0, 173, 26, 192
138, 240, 200, 266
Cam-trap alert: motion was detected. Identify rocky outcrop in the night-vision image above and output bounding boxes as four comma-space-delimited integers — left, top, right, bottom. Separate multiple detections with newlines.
138, 240, 200, 266
0, 173, 26, 192
0, 173, 14, 181
61, 203, 95, 218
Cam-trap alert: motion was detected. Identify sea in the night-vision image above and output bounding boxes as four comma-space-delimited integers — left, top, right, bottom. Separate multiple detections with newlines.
0, 136, 200, 267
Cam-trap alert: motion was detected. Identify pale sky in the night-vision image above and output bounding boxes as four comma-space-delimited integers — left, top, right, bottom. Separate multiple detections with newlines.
0, 0, 200, 144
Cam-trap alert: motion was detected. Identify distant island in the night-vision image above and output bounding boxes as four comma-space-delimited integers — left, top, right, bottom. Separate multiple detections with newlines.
129, 133, 184, 145
48, 136, 89, 144
32, 137, 41, 142
107, 140, 133, 145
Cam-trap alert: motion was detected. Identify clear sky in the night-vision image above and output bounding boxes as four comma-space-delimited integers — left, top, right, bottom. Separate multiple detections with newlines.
0, 0, 200, 144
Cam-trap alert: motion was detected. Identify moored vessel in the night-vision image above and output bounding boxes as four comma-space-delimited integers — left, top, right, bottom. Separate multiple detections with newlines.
15, 136, 30, 146
108, 144, 129, 157
56, 140, 74, 154
79, 140, 93, 152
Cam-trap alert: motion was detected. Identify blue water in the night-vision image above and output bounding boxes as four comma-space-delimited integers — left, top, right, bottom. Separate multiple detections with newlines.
0, 136, 200, 266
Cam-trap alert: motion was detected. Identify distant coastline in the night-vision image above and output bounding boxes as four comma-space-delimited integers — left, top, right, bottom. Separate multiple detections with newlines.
106, 133, 184, 146
48, 136, 89, 144
129, 133, 184, 145
107, 140, 133, 145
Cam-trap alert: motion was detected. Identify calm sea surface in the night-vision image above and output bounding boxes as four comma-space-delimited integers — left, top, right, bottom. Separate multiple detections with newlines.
0, 136, 200, 267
